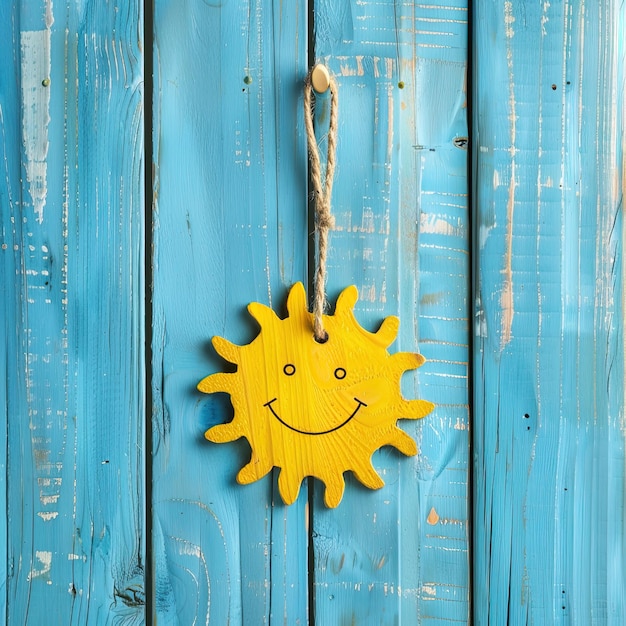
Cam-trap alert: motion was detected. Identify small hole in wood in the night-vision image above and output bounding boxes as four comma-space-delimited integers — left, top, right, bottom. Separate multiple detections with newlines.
314, 331, 329, 344
453, 137, 468, 149
551, 83, 557, 90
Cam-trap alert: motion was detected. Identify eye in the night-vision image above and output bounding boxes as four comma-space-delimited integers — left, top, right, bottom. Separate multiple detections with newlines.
283, 363, 296, 376
334, 367, 347, 380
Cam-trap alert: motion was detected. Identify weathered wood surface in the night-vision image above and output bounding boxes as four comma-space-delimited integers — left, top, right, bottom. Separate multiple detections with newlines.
0, 1, 145, 623
473, 1, 625, 624
3, 0, 624, 623
151, 0, 309, 622
311, 1, 470, 624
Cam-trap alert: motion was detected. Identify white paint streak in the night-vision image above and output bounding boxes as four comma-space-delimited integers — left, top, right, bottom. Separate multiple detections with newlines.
479, 223, 494, 249
20, 30, 52, 223
44, 0, 54, 28
387, 83, 394, 164
421, 584, 437, 596
414, 3, 468, 10
27, 550, 52, 581
501, 2, 517, 348
453, 417, 467, 430
336, 56, 365, 77
420, 213, 465, 237
493, 169, 500, 188
385, 58, 393, 79
178, 542, 202, 558
37, 511, 59, 521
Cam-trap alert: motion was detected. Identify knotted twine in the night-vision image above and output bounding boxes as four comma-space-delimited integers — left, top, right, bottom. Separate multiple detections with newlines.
304, 70, 339, 342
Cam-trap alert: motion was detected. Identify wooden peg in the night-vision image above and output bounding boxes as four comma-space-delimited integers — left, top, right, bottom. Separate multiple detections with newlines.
311, 64, 331, 93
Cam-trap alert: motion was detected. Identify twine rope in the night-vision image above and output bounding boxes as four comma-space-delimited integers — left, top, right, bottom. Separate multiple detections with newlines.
304, 71, 338, 342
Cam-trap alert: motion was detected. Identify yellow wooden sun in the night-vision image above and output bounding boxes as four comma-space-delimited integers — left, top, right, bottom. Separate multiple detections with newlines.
198, 282, 434, 507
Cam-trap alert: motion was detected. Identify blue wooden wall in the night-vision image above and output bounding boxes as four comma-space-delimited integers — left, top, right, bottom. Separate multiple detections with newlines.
310, 2, 469, 623
0, 0, 145, 623
0, 0, 623, 624
473, 1, 625, 624
151, 0, 310, 622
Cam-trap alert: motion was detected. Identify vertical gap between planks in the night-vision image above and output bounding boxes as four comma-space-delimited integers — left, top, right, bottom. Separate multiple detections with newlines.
143, 0, 155, 622
306, 0, 316, 623
467, 0, 475, 621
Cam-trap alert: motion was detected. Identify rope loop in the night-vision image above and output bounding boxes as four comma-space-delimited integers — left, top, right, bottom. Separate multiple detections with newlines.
304, 69, 339, 342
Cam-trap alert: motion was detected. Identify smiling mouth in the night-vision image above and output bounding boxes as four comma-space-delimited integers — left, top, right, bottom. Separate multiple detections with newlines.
263, 397, 367, 435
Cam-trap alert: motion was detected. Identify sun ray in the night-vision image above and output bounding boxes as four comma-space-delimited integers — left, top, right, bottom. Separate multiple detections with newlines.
387, 427, 418, 456
400, 398, 436, 419
373, 315, 399, 347
247, 301, 280, 327
212, 336, 241, 364
352, 462, 385, 490
205, 421, 245, 444
334, 284, 358, 317
321, 473, 346, 508
389, 351, 426, 373
286, 282, 309, 320
237, 455, 273, 484
197, 372, 237, 394
278, 467, 304, 505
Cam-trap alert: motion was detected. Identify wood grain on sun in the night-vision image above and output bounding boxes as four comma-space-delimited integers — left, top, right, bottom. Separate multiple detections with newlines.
198, 282, 433, 507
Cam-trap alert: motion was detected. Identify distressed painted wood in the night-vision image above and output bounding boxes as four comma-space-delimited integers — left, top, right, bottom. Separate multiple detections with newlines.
5, 0, 623, 622
0, 3, 16, 616
311, 1, 470, 623
473, 1, 625, 624
0, 1, 145, 623
151, 0, 309, 622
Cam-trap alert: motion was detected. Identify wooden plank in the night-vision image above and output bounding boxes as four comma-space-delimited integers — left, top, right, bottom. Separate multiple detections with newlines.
0, 2, 18, 618
311, 1, 470, 623
0, 1, 145, 623
151, 0, 308, 622
473, 1, 625, 623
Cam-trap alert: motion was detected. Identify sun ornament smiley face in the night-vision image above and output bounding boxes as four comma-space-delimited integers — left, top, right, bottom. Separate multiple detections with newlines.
198, 282, 434, 508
